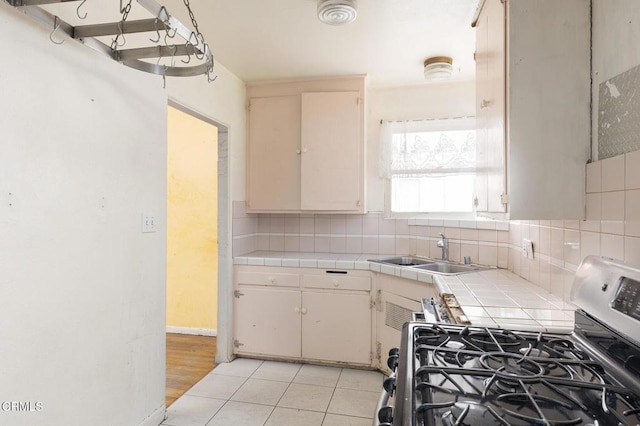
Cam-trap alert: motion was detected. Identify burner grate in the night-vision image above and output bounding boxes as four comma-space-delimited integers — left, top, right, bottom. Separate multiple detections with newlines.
409, 324, 640, 426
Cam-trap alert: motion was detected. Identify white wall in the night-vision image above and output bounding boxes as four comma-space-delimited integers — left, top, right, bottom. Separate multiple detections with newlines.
366, 80, 476, 211
592, 0, 640, 159
0, 4, 166, 426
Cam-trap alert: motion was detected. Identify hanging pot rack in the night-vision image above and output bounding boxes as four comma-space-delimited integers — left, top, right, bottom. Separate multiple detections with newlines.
4, 0, 216, 81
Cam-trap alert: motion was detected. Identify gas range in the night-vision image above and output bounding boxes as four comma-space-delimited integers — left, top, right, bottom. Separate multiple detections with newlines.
376, 256, 640, 426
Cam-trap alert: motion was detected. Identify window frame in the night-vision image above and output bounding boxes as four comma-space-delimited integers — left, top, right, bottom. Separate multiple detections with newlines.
380, 117, 477, 219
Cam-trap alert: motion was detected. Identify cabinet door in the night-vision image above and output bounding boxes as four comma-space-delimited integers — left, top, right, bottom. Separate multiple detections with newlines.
300, 92, 362, 211
474, 0, 507, 214
234, 287, 301, 357
247, 96, 301, 211
302, 292, 371, 365
485, 0, 506, 213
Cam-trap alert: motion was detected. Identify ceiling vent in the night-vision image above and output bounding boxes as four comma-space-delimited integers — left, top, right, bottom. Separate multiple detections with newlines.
317, 0, 358, 26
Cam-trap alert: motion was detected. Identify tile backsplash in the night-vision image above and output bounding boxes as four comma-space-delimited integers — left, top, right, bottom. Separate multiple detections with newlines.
233, 149, 640, 303
232, 206, 510, 268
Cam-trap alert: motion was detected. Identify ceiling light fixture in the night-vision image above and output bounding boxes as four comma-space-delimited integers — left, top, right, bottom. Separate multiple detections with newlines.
317, 0, 358, 26
423, 56, 454, 81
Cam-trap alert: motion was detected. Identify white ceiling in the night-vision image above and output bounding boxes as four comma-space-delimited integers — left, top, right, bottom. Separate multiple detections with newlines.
162, 0, 479, 88
37, 0, 478, 88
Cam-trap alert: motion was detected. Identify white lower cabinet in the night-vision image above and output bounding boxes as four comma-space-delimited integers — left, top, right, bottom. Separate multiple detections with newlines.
233, 287, 302, 358
234, 266, 373, 366
302, 291, 371, 364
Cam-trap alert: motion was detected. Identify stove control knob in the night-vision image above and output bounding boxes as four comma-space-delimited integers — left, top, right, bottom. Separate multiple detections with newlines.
378, 406, 393, 424
387, 347, 400, 371
387, 355, 398, 371
383, 377, 396, 395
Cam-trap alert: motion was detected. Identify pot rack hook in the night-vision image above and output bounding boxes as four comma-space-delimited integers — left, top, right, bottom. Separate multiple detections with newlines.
110, 21, 126, 50
157, 6, 169, 22
149, 18, 161, 43
76, 0, 88, 20
170, 44, 178, 67
164, 27, 177, 46
49, 16, 64, 45
207, 59, 217, 83
181, 45, 192, 64
194, 34, 206, 60
181, 32, 197, 64
117, 21, 126, 47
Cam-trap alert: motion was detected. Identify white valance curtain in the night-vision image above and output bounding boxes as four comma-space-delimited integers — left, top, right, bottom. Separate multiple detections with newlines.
379, 117, 476, 179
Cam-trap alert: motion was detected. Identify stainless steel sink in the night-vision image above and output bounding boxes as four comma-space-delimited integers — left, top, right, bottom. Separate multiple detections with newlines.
370, 256, 488, 275
370, 256, 433, 266
412, 262, 487, 275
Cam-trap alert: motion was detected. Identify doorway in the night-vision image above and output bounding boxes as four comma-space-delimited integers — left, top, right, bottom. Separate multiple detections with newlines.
165, 103, 222, 405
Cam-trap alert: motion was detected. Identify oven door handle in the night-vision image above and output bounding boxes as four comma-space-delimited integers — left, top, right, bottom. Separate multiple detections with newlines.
373, 373, 395, 426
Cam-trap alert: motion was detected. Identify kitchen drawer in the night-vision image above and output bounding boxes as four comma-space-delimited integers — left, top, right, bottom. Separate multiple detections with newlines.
236, 270, 300, 288
302, 272, 371, 291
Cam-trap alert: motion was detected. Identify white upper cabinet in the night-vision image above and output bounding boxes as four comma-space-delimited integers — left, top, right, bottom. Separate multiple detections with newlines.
474, 0, 591, 219
246, 76, 366, 213
301, 92, 362, 211
247, 95, 301, 211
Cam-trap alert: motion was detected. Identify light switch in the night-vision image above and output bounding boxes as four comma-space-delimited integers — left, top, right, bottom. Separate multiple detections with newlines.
142, 213, 156, 233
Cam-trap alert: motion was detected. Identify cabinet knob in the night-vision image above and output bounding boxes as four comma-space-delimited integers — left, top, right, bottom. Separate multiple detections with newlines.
295, 307, 300, 314
268, 277, 276, 284
296, 149, 301, 155
302, 148, 308, 154
480, 99, 492, 109
301, 307, 308, 315
333, 280, 339, 287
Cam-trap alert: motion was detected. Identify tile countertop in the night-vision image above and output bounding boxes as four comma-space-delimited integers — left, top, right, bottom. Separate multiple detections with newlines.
234, 251, 576, 334
433, 270, 575, 334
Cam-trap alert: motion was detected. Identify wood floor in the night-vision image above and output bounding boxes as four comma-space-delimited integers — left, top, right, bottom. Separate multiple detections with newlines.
166, 333, 217, 407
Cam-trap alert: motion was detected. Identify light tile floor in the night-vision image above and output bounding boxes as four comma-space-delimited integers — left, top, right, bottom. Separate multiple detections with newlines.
162, 358, 384, 426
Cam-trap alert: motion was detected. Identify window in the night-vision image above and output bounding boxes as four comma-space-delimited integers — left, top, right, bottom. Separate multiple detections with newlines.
379, 118, 476, 215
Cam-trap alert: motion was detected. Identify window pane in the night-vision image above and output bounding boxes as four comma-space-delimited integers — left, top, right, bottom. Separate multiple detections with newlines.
392, 178, 420, 212
392, 174, 474, 213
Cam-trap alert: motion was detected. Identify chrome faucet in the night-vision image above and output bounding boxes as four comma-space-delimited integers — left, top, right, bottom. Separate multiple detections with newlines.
437, 233, 449, 261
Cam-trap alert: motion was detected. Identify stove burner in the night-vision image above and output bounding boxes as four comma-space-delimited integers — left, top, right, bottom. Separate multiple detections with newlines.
496, 393, 583, 425
462, 329, 524, 351
440, 341, 472, 366
414, 325, 448, 347
480, 352, 545, 382
544, 338, 591, 360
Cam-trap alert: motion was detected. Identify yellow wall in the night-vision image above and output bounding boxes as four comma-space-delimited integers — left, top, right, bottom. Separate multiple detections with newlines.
166, 106, 218, 331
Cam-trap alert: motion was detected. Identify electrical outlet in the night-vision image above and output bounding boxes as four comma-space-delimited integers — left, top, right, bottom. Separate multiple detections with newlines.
522, 238, 534, 259
142, 213, 156, 233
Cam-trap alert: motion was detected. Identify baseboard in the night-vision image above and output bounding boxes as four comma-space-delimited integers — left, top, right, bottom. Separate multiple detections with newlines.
166, 326, 217, 336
